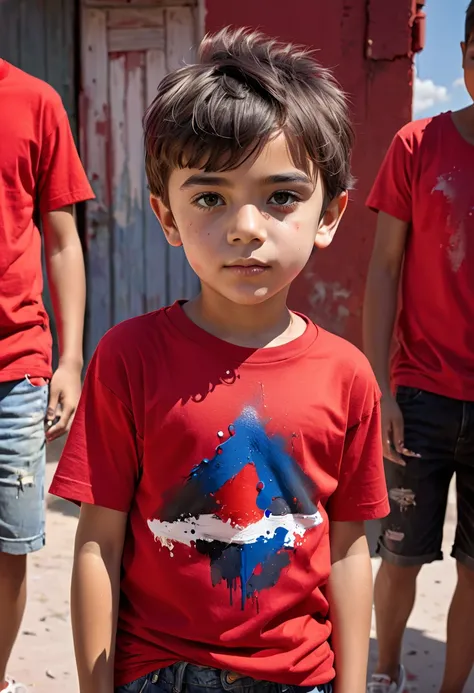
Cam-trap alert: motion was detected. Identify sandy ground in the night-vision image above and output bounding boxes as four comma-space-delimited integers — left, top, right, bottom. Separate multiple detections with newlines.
7, 442, 474, 692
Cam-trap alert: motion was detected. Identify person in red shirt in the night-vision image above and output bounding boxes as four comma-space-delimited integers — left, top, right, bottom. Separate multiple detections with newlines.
51, 27, 388, 693
0, 62, 93, 693
363, 4, 474, 693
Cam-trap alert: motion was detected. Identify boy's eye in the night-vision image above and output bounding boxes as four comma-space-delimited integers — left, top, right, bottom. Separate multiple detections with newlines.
194, 193, 224, 208
269, 191, 299, 206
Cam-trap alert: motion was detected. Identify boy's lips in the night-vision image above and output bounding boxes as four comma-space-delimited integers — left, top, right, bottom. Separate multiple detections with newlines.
225, 259, 269, 268
224, 259, 270, 276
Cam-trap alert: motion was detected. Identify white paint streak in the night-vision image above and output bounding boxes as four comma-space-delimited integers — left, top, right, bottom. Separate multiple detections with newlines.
148, 512, 323, 553
126, 59, 144, 213
110, 54, 127, 229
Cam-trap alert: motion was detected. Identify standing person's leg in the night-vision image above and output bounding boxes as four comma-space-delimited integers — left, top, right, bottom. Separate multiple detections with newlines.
0, 378, 48, 690
439, 405, 474, 693
369, 388, 459, 692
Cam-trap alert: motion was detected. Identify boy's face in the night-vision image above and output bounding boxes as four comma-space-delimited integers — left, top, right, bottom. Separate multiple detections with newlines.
461, 33, 474, 100
151, 133, 347, 307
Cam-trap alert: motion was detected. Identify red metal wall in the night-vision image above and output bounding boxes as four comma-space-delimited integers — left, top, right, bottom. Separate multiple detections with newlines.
204, 0, 417, 347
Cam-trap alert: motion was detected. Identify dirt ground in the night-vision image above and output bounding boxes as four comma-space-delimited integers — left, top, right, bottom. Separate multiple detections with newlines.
8, 442, 474, 692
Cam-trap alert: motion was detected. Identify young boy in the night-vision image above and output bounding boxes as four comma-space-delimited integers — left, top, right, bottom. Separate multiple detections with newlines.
0, 61, 93, 692
364, 3, 474, 693
51, 27, 388, 693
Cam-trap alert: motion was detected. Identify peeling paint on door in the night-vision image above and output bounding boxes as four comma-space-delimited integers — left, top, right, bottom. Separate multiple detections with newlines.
82, 2, 200, 359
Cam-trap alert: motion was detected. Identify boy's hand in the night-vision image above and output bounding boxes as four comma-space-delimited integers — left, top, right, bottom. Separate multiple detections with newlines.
381, 393, 420, 465
46, 362, 82, 441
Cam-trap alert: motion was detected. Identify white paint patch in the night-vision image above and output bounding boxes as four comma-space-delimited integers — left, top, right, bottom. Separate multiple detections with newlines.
310, 281, 351, 306
148, 511, 323, 553
432, 173, 466, 272
448, 224, 466, 273
432, 173, 455, 202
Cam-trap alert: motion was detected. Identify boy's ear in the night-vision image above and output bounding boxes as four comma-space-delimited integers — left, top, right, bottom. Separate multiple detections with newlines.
149, 195, 182, 247
314, 191, 348, 249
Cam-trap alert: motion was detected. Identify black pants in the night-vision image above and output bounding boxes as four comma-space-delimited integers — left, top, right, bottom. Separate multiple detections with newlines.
377, 386, 474, 569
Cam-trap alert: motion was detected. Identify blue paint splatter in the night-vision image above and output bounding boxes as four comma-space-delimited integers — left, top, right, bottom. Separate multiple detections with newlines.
188, 407, 315, 515
160, 407, 318, 609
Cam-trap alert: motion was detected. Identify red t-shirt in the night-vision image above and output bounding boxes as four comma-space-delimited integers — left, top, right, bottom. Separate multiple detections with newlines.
0, 60, 94, 382
50, 302, 388, 687
367, 112, 474, 401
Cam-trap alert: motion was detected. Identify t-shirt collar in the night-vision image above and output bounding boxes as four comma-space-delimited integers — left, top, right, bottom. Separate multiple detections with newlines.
165, 300, 318, 365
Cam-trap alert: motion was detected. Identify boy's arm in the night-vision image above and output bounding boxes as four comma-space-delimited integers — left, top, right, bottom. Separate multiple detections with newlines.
362, 211, 408, 464
37, 94, 94, 440
327, 370, 389, 688
49, 329, 141, 690
42, 206, 86, 441
363, 124, 418, 465
72, 503, 127, 693
327, 521, 372, 693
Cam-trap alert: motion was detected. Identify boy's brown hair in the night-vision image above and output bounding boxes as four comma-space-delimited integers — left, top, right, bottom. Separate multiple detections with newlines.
467, 0, 474, 41
144, 27, 354, 207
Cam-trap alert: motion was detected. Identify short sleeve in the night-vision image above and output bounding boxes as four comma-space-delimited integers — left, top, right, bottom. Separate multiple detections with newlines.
366, 126, 414, 223
38, 103, 94, 214
49, 341, 142, 513
328, 403, 389, 523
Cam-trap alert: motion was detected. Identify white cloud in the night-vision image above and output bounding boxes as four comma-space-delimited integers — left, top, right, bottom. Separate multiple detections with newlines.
453, 77, 465, 88
413, 77, 449, 114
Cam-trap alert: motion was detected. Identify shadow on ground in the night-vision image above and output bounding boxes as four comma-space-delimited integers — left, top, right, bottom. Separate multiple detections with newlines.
46, 438, 65, 465
370, 629, 453, 692
46, 436, 80, 518
47, 495, 80, 518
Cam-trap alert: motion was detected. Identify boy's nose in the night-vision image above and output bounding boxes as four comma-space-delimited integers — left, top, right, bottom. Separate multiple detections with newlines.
227, 205, 267, 244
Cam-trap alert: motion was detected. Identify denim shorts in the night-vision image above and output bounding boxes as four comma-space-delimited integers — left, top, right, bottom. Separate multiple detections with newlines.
115, 663, 333, 693
0, 378, 48, 555
377, 386, 474, 569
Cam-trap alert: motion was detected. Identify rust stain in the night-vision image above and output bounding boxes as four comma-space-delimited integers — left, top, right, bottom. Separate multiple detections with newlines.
95, 120, 108, 136
126, 50, 144, 72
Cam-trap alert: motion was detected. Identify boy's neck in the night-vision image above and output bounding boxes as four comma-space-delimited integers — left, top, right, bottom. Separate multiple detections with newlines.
451, 104, 474, 143
183, 288, 305, 349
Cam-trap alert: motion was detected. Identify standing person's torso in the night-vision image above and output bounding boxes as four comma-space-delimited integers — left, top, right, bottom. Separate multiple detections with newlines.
370, 112, 474, 400
0, 60, 94, 382
51, 303, 387, 687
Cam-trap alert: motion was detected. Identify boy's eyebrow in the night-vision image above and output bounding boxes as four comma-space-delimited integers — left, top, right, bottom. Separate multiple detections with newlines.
180, 172, 313, 189
180, 174, 229, 189
264, 173, 313, 186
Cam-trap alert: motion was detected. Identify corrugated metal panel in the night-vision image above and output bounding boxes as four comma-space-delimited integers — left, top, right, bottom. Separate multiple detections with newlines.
0, 0, 77, 133
81, 8, 112, 357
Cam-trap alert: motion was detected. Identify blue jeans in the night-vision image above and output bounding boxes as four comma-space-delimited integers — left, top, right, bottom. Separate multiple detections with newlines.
116, 663, 333, 693
0, 378, 48, 554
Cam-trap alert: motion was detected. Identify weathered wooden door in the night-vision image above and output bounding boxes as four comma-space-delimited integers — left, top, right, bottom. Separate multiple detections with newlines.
81, 1, 200, 359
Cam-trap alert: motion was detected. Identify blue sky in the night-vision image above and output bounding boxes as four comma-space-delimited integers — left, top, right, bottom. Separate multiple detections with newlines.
414, 0, 472, 116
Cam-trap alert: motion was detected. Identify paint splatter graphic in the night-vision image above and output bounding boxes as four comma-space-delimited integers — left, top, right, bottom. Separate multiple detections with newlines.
432, 169, 474, 272
148, 407, 322, 609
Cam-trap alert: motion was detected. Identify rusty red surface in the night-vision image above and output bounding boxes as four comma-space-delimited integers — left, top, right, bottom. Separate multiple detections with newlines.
204, 0, 418, 347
